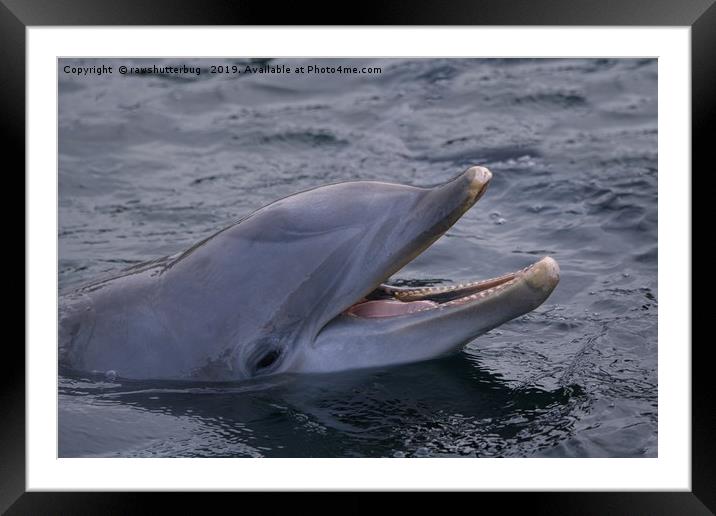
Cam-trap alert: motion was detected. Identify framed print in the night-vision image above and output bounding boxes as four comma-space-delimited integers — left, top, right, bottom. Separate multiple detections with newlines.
7, 0, 711, 513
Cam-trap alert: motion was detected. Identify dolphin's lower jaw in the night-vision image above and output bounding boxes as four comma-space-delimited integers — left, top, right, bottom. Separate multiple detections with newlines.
297, 256, 559, 374
348, 256, 559, 318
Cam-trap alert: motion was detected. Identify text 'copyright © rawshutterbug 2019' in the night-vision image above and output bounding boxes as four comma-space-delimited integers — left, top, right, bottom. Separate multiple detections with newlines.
61, 63, 384, 77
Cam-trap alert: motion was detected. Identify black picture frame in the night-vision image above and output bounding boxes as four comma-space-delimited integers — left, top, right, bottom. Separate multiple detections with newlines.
6, 1, 709, 513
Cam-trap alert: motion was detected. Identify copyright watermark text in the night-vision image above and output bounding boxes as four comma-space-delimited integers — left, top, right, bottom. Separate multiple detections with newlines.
61, 62, 383, 78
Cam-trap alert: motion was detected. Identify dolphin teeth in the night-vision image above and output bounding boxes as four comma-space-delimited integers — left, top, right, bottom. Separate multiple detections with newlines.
374, 265, 526, 312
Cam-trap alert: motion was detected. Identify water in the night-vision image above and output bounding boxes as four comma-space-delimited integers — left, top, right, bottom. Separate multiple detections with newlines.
58, 58, 657, 458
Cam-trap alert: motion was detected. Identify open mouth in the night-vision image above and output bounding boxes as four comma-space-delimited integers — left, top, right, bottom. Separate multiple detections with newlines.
344, 267, 529, 319
338, 165, 559, 321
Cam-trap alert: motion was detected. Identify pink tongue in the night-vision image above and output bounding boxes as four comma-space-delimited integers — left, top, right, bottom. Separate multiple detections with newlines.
345, 299, 438, 318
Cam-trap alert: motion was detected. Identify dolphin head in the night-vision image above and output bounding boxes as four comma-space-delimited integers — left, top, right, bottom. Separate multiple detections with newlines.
162, 166, 558, 379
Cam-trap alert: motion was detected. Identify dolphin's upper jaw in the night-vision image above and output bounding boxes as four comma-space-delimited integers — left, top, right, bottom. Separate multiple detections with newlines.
313, 165, 492, 323
465, 165, 492, 203
343, 256, 560, 320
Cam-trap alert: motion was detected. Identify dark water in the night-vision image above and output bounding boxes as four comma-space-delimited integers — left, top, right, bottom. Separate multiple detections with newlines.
58, 58, 657, 458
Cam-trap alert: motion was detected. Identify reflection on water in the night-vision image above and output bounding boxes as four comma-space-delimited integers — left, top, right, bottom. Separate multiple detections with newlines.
59, 58, 657, 457
60, 357, 587, 458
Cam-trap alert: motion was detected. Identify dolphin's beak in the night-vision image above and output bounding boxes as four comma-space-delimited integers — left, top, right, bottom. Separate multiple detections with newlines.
466, 165, 492, 203
524, 256, 561, 294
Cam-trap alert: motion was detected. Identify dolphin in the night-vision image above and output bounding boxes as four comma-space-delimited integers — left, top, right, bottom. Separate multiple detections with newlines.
59, 166, 559, 381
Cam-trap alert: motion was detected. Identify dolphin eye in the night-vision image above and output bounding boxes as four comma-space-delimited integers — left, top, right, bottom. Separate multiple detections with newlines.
256, 349, 281, 370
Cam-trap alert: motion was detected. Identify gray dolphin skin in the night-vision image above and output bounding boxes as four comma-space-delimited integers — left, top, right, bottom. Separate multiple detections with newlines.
59, 166, 560, 380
